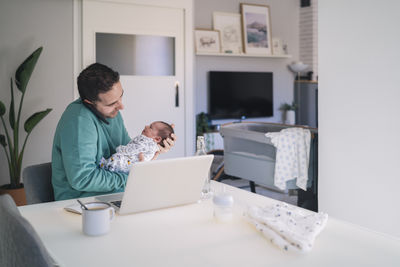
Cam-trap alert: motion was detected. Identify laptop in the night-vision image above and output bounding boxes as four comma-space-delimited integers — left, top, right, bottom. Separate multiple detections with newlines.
96, 155, 214, 215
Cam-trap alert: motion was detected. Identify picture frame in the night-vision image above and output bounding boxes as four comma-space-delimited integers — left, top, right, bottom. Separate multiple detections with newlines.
194, 29, 221, 53
272, 37, 284, 55
213, 12, 243, 54
240, 4, 273, 55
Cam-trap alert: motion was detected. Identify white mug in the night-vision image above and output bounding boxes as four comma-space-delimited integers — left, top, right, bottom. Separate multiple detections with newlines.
82, 202, 115, 236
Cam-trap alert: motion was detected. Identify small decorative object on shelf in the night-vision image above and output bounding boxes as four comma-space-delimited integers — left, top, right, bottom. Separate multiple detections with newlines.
282, 42, 288, 55
195, 136, 213, 199
272, 37, 284, 55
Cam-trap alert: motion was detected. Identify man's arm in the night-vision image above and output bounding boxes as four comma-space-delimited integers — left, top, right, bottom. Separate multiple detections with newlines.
59, 116, 127, 193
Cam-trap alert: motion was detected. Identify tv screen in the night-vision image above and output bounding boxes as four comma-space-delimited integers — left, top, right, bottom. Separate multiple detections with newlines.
208, 71, 273, 119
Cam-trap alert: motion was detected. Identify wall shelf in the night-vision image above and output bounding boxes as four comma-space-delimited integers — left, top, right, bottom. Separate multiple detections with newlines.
196, 52, 292, 58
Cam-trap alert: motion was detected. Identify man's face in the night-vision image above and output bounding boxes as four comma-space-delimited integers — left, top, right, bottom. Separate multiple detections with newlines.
94, 81, 124, 118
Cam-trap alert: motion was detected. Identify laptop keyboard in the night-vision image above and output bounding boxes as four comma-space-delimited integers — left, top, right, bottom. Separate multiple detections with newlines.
111, 200, 122, 208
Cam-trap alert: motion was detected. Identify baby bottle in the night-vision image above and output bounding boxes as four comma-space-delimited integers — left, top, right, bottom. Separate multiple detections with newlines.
213, 186, 234, 222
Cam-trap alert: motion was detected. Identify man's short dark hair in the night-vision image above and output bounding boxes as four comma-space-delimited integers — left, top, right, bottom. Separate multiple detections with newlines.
77, 63, 120, 102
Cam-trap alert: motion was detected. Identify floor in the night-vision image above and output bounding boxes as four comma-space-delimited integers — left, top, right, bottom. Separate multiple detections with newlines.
219, 177, 298, 206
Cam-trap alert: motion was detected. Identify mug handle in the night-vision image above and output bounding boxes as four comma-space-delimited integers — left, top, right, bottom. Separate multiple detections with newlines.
109, 207, 115, 221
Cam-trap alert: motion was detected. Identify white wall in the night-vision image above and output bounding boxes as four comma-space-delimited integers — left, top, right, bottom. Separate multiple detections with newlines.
299, 0, 318, 79
319, 0, 400, 237
194, 0, 299, 123
0, 0, 74, 186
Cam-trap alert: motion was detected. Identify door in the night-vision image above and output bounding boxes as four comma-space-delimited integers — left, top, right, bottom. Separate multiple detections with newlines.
82, 0, 185, 158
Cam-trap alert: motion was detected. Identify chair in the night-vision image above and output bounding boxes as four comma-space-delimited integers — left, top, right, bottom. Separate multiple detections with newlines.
207, 149, 226, 181
0, 194, 57, 267
23, 162, 54, 204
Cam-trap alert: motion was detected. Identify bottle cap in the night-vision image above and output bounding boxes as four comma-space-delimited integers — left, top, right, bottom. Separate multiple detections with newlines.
213, 193, 234, 207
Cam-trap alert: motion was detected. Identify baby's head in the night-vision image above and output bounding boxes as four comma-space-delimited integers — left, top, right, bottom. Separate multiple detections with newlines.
142, 121, 174, 147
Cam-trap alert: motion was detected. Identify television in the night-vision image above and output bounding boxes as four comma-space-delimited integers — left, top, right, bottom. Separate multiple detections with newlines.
208, 71, 273, 119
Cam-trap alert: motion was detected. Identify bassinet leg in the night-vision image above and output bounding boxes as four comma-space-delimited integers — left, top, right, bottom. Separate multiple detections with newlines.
249, 181, 256, 193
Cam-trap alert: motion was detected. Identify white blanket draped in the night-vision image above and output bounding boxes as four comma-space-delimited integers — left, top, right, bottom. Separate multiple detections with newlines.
265, 128, 311, 190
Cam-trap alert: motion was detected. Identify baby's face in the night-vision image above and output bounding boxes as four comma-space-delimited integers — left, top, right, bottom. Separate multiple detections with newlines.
142, 122, 160, 139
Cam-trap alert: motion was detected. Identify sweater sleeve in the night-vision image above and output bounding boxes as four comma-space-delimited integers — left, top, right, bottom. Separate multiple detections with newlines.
59, 115, 128, 193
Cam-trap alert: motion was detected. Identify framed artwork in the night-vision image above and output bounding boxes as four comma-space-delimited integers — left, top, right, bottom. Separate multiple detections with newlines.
194, 29, 221, 53
213, 12, 243, 54
240, 4, 272, 55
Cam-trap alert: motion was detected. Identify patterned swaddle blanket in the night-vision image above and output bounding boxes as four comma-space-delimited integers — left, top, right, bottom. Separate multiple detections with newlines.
245, 203, 328, 253
99, 135, 159, 173
265, 127, 311, 190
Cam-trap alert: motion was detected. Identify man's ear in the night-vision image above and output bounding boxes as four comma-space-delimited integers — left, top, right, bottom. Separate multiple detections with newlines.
83, 99, 94, 105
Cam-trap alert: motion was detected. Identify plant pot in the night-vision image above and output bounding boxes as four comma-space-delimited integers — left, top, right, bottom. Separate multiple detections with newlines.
0, 184, 27, 206
286, 110, 296, 125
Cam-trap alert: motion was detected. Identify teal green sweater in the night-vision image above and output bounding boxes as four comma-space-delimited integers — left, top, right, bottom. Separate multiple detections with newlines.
52, 99, 131, 200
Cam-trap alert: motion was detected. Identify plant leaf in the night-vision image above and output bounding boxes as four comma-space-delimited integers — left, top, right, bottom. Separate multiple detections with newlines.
279, 103, 291, 111
0, 134, 6, 147
0, 100, 5, 116
24, 108, 52, 134
15, 47, 43, 93
9, 78, 15, 129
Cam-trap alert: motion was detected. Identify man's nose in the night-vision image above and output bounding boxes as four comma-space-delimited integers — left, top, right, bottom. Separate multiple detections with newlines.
116, 100, 124, 110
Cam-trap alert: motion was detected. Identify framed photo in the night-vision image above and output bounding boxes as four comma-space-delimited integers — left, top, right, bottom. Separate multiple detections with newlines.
272, 37, 284, 55
240, 4, 272, 55
194, 29, 221, 53
213, 12, 243, 54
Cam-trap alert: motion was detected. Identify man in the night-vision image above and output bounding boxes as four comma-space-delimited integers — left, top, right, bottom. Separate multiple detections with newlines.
52, 63, 175, 200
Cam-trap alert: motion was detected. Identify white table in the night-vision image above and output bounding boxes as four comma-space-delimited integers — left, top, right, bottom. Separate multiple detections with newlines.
19, 181, 400, 267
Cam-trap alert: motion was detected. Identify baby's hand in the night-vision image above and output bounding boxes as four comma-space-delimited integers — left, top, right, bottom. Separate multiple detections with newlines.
151, 151, 160, 161
138, 153, 144, 162
139, 152, 159, 161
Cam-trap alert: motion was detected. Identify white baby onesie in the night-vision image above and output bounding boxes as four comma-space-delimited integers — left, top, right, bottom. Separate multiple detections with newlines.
99, 135, 159, 173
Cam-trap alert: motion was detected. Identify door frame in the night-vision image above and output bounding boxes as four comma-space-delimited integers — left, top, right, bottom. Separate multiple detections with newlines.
73, 0, 195, 156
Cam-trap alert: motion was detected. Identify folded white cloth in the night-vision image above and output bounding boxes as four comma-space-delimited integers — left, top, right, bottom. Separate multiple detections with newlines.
245, 203, 328, 253
265, 128, 311, 190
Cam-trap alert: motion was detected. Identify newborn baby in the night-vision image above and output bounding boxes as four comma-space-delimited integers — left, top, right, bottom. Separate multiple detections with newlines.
99, 121, 174, 173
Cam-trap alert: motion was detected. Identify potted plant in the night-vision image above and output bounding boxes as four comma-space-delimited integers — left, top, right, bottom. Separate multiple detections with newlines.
196, 112, 215, 151
279, 101, 297, 125
0, 47, 52, 205
196, 112, 211, 137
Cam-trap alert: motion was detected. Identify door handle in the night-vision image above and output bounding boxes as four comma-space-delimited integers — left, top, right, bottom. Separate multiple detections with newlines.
175, 82, 179, 107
